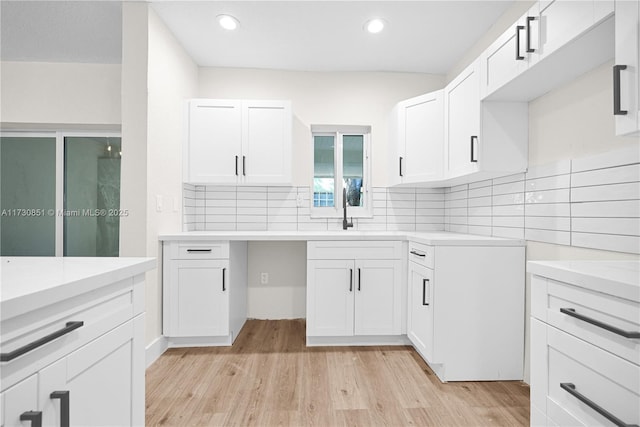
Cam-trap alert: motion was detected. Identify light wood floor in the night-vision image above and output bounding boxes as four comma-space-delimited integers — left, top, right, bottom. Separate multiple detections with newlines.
146, 319, 529, 426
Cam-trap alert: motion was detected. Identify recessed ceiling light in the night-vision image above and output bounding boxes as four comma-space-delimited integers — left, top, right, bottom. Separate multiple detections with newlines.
364, 18, 386, 34
217, 14, 239, 31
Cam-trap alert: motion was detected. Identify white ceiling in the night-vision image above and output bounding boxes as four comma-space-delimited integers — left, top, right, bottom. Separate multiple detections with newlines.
1, 1, 514, 74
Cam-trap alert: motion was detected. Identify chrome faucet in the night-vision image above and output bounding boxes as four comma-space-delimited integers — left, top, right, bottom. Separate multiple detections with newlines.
342, 187, 353, 230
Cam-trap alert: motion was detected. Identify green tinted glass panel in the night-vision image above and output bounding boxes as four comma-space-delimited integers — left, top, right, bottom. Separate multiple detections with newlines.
1, 137, 56, 256
64, 137, 121, 256
313, 135, 335, 207
343, 135, 364, 207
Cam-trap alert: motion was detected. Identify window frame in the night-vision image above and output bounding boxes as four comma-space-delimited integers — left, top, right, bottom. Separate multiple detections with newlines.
0, 129, 121, 256
310, 125, 372, 219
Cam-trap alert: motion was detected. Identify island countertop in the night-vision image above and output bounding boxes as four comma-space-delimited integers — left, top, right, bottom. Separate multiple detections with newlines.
1, 257, 156, 320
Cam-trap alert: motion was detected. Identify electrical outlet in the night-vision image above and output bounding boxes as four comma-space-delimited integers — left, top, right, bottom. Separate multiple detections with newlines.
260, 272, 269, 284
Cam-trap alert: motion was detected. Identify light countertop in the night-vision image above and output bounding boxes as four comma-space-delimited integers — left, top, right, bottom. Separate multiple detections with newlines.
1, 257, 156, 320
528, 260, 640, 302
159, 231, 525, 247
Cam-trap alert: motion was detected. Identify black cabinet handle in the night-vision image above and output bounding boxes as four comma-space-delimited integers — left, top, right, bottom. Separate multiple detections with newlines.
20, 411, 42, 427
410, 250, 426, 257
222, 268, 226, 291
422, 279, 430, 306
526, 16, 536, 53
515, 25, 525, 60
1, 321, 84, 362
614, 65, 628, 116
235, 155, 239, 175
470, 136, 478, 163
399, 157, 403, 177
560, 308, 640, 339
560, 383, 637, 427
358, 268, 361, 291
187, 249, 212, 253
242, 156, 246, 176
349, 268, 353, 292
50, 391, 70, 427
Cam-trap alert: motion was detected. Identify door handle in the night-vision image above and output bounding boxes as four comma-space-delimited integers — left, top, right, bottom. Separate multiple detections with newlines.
526, 16, 536, 53
613, 65, 628, 116
515, 25, 525, 60
50, 391, 70, 427
222, 268, 226, 291
20, 411, 42, 427
399, 157, 403, 177
422, 279, 430, 306
349, 268, 353, 292
470, 136, 478, 163
357, 268, 361, 291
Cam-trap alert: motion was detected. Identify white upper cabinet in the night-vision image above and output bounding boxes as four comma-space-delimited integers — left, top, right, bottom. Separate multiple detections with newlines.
389, 91, 444, 185
445, 59, 528, 183
185, 99, 292, 185
445, 61, 481, 179
614, 0, 640, 136
481, 3, 540, 98
482, 0, 615, 101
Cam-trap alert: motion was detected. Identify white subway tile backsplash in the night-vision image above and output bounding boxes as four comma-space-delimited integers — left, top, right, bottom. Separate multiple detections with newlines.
183, 146, 638, 254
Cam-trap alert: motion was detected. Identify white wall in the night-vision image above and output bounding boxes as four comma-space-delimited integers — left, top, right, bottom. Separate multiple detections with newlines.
145, 7, 199, 344
0, 61, 121, 126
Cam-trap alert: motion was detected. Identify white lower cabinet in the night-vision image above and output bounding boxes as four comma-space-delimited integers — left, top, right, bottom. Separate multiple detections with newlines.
306, 241, 403, 342
529, 261, 640, 427
0, 274, 146, 427
162, 241, 248, 346
407, 241, 525, 382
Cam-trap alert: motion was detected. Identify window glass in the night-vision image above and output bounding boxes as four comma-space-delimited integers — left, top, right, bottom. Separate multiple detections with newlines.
0, 136, 56, 256
64, 137, 121, 257
343, 135, 364, 207
313, 135, 335, 207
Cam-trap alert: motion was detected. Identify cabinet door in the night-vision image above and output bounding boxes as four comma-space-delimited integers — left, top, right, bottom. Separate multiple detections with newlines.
614, 0, 640, 136
187, 99, 242, 184
306, 260, 354, 336
241, 100, 292, 184
402, 91, 444, 183
407, 262, 434, 361
169, 259, 229, 337
538, 0, 597, 60
445, 60, 481, 178
354, 259, 402, 336
38, 319, 142, 427
1, 375, 38, 427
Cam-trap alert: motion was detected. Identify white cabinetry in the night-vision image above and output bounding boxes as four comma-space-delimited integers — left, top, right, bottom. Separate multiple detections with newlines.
406, 241, 525, 382
389, 91, 444, 185
0, 270, 148, 427
185, 99, 292, 185
306, 241, 404, 344
614, 0, 640, 136
529, 261, 640, 427
482, 3, 540, 97
162, 241, 248, 346
444, 59, 528, 184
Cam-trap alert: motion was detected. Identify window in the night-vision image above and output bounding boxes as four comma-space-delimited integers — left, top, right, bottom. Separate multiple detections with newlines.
1, 131, 122, 257
311, 125, 371, 218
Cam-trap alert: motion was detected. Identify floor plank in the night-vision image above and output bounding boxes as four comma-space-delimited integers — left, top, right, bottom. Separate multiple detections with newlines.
146, 319, 529, 426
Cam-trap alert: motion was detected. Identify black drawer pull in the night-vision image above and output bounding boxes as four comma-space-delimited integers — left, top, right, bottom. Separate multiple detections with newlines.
526, 16, 536, 53
515, 25, 525, 60
358, 268, 361, 291
1, 321, 84, 362
410, 250, 426, 257
560, 308, 640, 339
20, 411, 42, 427
561, 383, 638, 427
186, 249, 212, 253
222, 268, 226, 291
50, 391, 70, 427
349, 268, 353, 292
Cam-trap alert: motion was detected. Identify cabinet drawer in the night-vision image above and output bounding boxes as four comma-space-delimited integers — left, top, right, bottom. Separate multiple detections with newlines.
531, 275, 640, 365
407, 241, 434, 269
1, 277, 140, 391
544, 326, 639, 427
168, 241, 229, 259
307, 241, 402, 260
